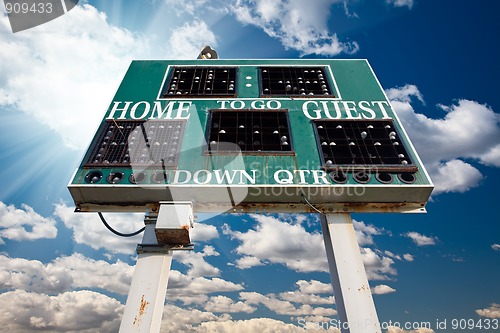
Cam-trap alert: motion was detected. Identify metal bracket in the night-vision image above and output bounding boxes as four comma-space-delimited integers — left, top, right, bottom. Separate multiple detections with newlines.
136, 243, 194, 254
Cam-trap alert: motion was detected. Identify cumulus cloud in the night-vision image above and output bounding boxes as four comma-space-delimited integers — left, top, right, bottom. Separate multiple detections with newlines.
280, 280, 334, 305
0, 201, 57, 243
54, 203, 144, 254
353, 220, 383, 246
174, 245, 221, 277
476, 303, 500, 319
371, 284, 396, 295
231, 0, 359, 56
167, 270, 244, 301
0, 290, 123, 333
167, 20, 217, 59
224, 214, 328, 272
386, 0, 414, 9
240, 291, 337, 317
204, 295, 256, 313
0, 5, 152, 149
0, 5, 219, 150
0, 253, 133, 295
198, 317, 334, 332
388, 84, 500, 194
405, 232, 437, 246
403, 253, 414, 262
361, 247, 397, 280
296, 280, 333, 295
164, 0, 209, 15
225, 215, 397, 279
191, 223, 219, 242
160, 303, 232, 332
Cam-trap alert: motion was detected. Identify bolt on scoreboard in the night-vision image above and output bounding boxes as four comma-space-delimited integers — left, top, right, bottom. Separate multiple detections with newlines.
68, 59, 433, 213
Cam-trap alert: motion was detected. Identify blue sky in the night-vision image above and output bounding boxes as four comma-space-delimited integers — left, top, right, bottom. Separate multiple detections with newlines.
0, 0, 499, 332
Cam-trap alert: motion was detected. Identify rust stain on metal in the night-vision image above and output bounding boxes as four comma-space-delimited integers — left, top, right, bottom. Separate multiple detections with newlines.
132, 295, 150, 326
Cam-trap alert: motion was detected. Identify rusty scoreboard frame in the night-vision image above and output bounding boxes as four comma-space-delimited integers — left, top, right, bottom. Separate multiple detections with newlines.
68, 59, 433, 213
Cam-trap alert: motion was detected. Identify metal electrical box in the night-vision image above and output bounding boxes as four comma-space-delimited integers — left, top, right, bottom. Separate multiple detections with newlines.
68, 59, 433, 213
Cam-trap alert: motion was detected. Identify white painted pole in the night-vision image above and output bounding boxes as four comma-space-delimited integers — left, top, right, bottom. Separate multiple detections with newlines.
320, 213, 381, 333
119, 216, 173, 333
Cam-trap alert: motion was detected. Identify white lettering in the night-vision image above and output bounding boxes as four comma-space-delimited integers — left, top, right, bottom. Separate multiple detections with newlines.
358, 101, 376, 119
217, 100, 229, 109
193, 170, 212, 184
175, 101, 192, 119
251, 100, 265, 109
107, 101, 132, 120
343, 101, 361, 119
371, 101, 391, 119
130, 101, 150, 120
312, 170, 330, 185
213, 169, 238, 184
302, 101, 321, 119
274, 170, 294, 184
239, 170, 257, 184
294, 170, 311, 184
325, 101, 342, 119
231, 100, 245, 109
150, 101, 175, 119
266, 100, 281, 109
173, 170, 191, 184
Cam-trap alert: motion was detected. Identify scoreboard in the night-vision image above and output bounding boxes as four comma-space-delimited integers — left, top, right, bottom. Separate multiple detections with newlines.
68, 59, 433, 213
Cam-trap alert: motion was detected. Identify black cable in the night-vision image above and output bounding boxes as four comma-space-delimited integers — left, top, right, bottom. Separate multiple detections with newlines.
97, 212, 145, 237
300, 193, 324, 215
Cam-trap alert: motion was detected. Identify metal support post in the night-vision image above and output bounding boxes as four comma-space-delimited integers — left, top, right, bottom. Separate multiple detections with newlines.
320, 213, 381, 333
119, 212, 173, 333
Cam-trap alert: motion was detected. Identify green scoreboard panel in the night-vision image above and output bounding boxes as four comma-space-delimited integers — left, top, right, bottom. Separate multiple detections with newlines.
68, 59, 433, 213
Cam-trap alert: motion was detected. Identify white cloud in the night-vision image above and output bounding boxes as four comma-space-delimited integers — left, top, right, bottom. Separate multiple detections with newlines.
240, 292, 337, 317
160, 303, 231, 332
296, 280, 333, 295
204, 295, 256, 313
388, 84, 500, 194
280, 280, 334, 305
0, 5, 220, 150
0, 253, 133, 295
167, 270, 244, 300
403, 253, 414, 262
54, 203, 144, 254
405, 232, 436, 246
361, 247, 397, 280
371, 284, 396, 295
279, 291, 335, 306
164, 0, 208, 15
174, 245, 221, 277
386, 84, 424, 104
0, 289, 122, 333
492, 244, 500, 251
384, 251, 401, 261
198, 317, 325, 333
225, 214, 328, 272
430, 160, 484, 194
191, 223, 219, 242
353, 220, 383, 246
231, 0, 359, 56
0, 5, 151, 150
236, 255, 263, 269
167, 20, 217, 59
386, 0, 414, 9
476, 303, 500, 319
225, 215, 397, 279
0, 201, 57, 243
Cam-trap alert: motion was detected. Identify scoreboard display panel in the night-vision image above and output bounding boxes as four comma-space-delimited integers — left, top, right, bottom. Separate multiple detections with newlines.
68, 59, 433, 213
